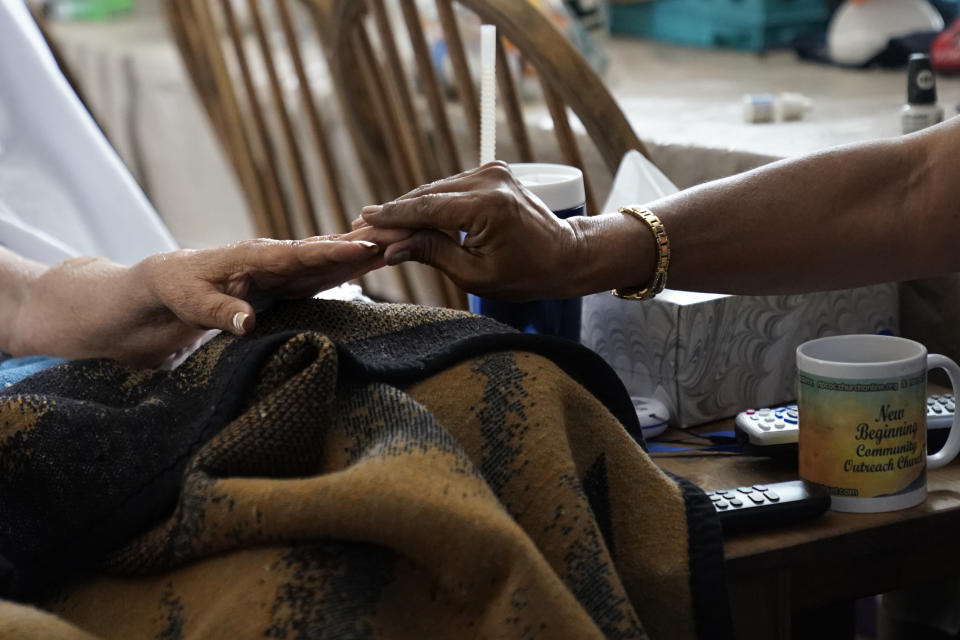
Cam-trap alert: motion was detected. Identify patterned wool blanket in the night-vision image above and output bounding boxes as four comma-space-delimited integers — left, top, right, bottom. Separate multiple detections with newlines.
0, 300, 731, 640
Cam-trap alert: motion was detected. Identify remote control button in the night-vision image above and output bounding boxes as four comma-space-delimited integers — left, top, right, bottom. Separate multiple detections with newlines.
928, 398, 936, 406
764, 491, 780, 502
748, 492, 765, 504
737, 487, 754, 494
759, 423, 771, 431
933, 406, 944, 414
715, 501, 729, 510
774, 421, 786, 429
752, 484, 768, 492
745, 409, 755, 415
787, 410, 798, 418
947, 394, 955, 401
763, 417, 776, 424
718, 490, 733, 496
710, 495, 722, 502
749, 415, 759, 421
787, 405, 798, 410
729, 498, 743, 507
949, 402, 956, 412
759, 409, 771, 416
785, 417, 799, 425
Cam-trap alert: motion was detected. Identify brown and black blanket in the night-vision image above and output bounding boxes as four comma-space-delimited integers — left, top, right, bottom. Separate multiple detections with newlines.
0, 300, 731, 639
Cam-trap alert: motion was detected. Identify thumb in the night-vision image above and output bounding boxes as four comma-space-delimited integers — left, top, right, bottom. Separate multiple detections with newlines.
383, 229, 473, 284
176, 286, 257, 336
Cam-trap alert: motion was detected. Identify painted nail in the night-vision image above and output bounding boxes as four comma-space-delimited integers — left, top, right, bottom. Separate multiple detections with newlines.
353, 240, 379, 250
232, 311, 249, 335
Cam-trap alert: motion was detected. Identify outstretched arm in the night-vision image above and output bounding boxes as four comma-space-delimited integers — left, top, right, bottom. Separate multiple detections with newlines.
0, 225, 407, 367
360, 117, 960, 300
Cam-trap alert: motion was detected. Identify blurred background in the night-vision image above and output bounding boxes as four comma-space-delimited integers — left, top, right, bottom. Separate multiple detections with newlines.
16, 0, 960, 305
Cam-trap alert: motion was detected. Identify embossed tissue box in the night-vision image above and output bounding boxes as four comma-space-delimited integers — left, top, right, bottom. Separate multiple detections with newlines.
581, 285, 899, 428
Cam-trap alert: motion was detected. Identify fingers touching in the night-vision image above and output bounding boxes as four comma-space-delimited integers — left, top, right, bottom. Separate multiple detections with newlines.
358, 161, 520, 232
362, 192, 491, 233
382, 228, 468, 271
353, 161, 581, 300
146, 236, 399, 338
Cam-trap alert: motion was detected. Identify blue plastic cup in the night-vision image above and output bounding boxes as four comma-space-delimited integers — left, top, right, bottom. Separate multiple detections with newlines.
469, 163, 586, 342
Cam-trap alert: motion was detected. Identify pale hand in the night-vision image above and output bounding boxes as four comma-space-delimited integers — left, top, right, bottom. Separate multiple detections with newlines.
11, 227, 408, 367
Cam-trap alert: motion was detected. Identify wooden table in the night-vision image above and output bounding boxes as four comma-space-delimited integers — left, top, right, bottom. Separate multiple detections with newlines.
655, 410, 960, 640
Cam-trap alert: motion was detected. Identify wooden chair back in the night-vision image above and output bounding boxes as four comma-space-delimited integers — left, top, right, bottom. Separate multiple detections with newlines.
164, 0, 461, 307
321, 0, 649, 216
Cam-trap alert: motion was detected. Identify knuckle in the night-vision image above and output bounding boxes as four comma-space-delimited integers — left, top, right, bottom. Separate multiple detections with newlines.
421, 233, 439, 257
484, 162, 512, 181
414, 195, 433, 218
487, 188, 515, 210
246, 238, 281, 252
405, 178, 440, 198
414, 234, 439, 266
234, 239, 260, 250
381, 200, 399, 216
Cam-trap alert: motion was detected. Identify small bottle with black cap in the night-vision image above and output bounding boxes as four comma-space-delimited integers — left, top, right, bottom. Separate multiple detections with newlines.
902, 53, 944, 135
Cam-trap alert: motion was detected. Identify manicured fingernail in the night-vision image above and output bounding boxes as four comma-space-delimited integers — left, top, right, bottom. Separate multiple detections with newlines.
353, 240, 379, 250
387, 250, 411, 266
232, 311, 249, 335
362, 205, 383, 216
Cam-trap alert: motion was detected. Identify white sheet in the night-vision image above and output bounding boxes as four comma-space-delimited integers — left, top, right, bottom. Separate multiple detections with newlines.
0, 0, 177, 265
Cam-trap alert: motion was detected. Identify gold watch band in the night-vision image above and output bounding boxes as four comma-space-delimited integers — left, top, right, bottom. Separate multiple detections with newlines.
612, 206, 670, 301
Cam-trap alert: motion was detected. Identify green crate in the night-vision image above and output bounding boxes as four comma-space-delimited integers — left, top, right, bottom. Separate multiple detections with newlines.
609, 0, 831, 51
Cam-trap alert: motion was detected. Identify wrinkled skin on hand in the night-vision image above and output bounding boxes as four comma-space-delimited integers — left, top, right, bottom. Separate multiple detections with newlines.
12, 226, 410, 367
357, 161, 582, 301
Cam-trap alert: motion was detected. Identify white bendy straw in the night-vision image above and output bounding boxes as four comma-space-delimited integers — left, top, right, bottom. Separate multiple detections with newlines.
479, 24, 497, 166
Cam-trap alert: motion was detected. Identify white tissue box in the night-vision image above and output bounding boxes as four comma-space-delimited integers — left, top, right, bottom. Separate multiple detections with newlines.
581, 285, 899, 428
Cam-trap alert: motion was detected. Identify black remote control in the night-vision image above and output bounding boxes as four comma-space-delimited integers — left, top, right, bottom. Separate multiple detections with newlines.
705, 480, 831, 535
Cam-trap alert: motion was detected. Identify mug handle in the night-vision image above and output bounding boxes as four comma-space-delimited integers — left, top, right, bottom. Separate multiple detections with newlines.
927, 354, 960, 469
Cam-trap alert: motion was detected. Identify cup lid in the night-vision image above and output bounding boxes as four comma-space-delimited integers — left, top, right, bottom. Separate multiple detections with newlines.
510, 163, 586, 212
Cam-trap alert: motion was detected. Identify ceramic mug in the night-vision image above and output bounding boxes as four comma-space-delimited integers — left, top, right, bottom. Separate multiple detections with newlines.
797, 334, 960, 513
